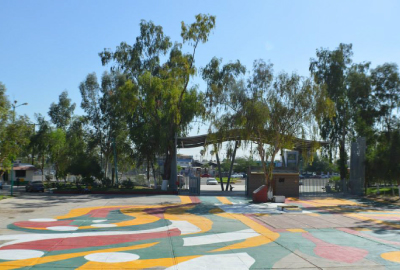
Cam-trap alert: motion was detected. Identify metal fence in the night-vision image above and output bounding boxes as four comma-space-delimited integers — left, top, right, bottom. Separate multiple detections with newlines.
188, 176, 200, 195
299, 178, 343, 197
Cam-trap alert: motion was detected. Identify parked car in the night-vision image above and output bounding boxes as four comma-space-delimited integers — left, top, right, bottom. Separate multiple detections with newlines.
299, 174, 305, 179
201, 173, 211, 177
231, 174, 243, 178
25, 181, 45, 192
206, 178, 218, 185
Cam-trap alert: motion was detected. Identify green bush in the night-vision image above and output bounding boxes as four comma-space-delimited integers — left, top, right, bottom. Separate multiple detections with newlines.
82, 176, 94, 186
122, 179, 135, 189
331, 176, 341, 182
101, 178, 112, 188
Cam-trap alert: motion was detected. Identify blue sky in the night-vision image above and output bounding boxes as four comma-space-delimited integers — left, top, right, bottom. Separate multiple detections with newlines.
1, 0, 399, 158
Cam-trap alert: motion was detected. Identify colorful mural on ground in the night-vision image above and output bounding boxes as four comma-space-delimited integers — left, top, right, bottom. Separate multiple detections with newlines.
0, 196, 400, 269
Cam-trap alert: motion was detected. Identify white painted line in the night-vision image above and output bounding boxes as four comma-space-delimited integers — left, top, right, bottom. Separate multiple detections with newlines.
165, 252, 255, 269
85, 252, 139, 263
29, 218, 57, 222
183, 229, 259, 246
91, 224, 117, 228
0, 249, 44, 260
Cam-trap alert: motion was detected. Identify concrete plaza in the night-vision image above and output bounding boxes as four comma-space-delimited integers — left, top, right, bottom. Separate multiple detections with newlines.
0, 193, 400, 269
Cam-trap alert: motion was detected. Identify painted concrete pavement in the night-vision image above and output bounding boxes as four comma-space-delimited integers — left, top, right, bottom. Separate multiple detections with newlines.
0, 195, 400, 269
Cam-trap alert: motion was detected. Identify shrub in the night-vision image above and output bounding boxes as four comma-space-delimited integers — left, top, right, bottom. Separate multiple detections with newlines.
331, 176, 341, 182
101, 178, 112, 188
122, 179, 135, 189
82, 176, 94, 186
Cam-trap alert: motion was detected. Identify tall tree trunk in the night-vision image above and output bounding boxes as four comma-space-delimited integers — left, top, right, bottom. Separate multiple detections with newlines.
151, 159, 157, 189
41, 154, 45, 182
225, 141, 238, 191
146, 160, 150, 187
339, 123, 347, 181
163, 145, 173, 180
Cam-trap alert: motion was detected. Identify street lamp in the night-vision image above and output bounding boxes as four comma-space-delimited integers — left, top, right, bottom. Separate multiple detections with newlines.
10, 101, 28, 196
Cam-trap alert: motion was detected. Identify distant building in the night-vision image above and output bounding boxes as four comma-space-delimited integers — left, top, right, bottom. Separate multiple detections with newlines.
177, 155, 193, 169
1, 161, 37, 184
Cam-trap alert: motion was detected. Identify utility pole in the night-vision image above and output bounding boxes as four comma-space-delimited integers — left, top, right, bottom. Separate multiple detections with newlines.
10, 101, 28, 196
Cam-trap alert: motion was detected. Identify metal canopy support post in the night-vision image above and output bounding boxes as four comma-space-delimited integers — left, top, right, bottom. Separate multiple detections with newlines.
170, 133, 177, 191
225, 141, 238, 191
215, 149, 224, 191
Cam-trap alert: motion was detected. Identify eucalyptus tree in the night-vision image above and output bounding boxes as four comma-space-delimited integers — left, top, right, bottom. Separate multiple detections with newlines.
48, 128, 67, 181
310, 43, 354, 180
30, 115, 51, 180
0, 82, 11, 171
371, 63, 400, 137
102, 14, 216, 181
0, 83, 32, 177
346, 62, 376, 140
203, 59, 333, 193
79, 71, 129, 178
48, 91, 76, 130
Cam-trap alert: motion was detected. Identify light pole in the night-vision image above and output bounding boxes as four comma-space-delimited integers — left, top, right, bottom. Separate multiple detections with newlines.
10, 101, 28, 196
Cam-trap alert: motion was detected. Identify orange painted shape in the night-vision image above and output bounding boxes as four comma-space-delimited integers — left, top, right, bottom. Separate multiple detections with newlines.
287, 229, 307, 233
216, 196, 233, 205
179, 196, 192, 204
381, 251, 400, 263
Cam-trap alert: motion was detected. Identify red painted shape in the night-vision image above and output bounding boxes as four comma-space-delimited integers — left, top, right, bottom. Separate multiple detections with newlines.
190, 196, 200, 203
13, 220, 73, 228
302, 232, 368, 263
253, 185, 268, 203
0, 228, 181, 251
86, 207, 130, 218
144, 208, 165, 219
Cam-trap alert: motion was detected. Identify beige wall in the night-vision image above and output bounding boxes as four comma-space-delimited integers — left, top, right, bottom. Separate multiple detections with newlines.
247, 172, 299, 198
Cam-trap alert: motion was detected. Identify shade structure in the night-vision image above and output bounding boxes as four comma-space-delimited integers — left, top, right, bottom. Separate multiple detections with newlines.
176, 129, 329, 151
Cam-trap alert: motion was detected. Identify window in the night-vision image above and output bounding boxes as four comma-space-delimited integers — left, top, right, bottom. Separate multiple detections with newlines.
279, 178, 285, 183
16, 170, 26, 177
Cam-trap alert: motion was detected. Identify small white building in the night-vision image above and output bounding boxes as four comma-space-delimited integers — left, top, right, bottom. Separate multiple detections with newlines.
2, 162, 37, 185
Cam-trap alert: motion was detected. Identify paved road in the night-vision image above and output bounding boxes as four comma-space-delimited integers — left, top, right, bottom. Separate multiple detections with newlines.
1, 194, 400, 269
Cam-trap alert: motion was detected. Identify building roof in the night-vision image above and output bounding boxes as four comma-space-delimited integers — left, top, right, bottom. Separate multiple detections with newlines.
13, 164, 37, 171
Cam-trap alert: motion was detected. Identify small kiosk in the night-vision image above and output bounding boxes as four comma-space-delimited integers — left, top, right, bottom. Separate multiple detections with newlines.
247, 151, 300, 198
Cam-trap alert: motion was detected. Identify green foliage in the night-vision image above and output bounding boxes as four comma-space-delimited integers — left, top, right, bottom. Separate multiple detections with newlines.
0, 83, 32, 172
66, 152, 102, 180
79, 71, 132, 178
122, 179, 135, 189
310, 43, 354, 180
48, 91, 76, 129
371, 63, 400, 134
100, 14, 216, 180
48, 128, 67, 180
82, 176, 94, 186
331, 176, 341, 182
101, 177, 112, 188
303, 154, 337, 174
204, 58, 333, 187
